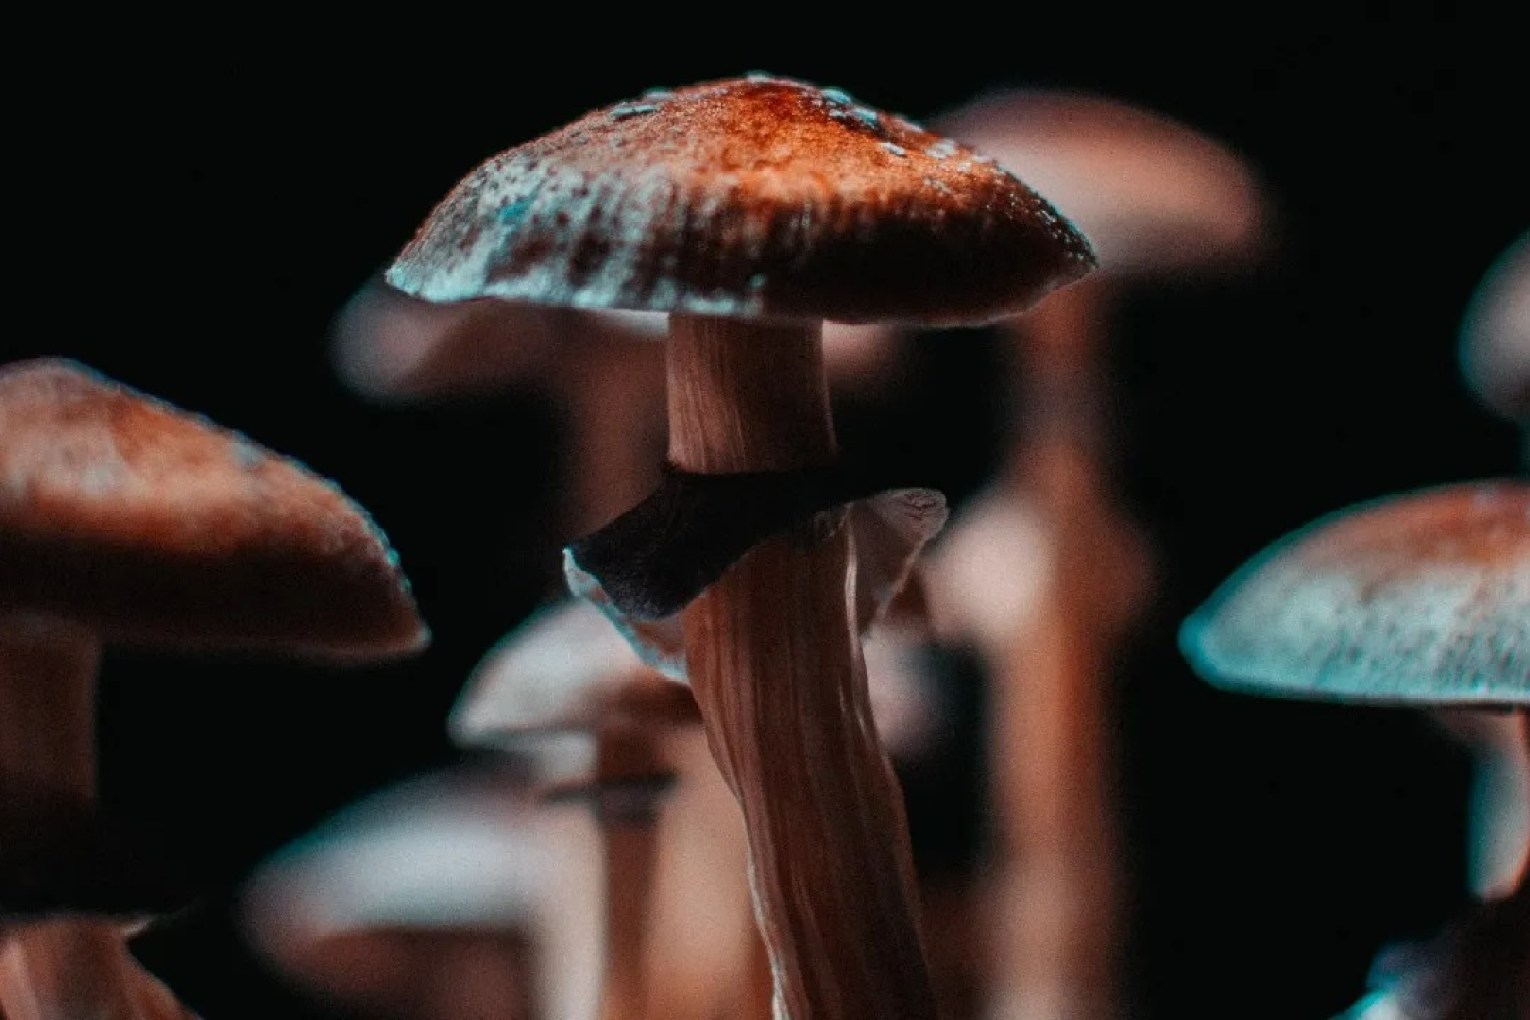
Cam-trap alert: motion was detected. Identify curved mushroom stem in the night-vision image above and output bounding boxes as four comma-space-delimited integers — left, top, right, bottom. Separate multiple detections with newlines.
0, 621, 184, 1020
987, 280, 1151, 1020
666, 314, 937, 1020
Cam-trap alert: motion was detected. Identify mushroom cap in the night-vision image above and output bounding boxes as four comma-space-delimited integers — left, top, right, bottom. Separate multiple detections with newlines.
386, 74, 1095, 327
0, 359, 427, 661
448, 599, 698, 748
1459, 230, 1530, 423
242, 767, 596, 1020
1180, 480, 1530, 706
934, 87, 1267, 276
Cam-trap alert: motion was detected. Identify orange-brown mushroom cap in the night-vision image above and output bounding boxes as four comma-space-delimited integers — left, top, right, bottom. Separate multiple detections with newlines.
1180, 480, 1529, 706
386, 74, 1095, 327
0, 359, 428, 661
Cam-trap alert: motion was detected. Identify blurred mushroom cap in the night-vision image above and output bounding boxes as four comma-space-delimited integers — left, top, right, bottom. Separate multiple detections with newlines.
242, 768, 584, 1020
1459, 231, 1530, 423
387, 74, 1094, 326
935, 87, 1268, 276
1181, 480, 1529, 706
448, 598, 698, 748
0, 359, 428, 661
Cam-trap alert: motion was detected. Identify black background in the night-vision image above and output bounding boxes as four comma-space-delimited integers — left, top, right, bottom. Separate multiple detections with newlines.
5, 15, 1527, 1020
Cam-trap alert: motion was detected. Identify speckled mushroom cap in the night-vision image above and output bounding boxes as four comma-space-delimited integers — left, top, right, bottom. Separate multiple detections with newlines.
935, 87, 1266, 276
386, 74, 1095, 326
1460, 231, 1530, 423
449, 599, 698, 749
0, 358, 427, 661
1180, 480, 1529, 706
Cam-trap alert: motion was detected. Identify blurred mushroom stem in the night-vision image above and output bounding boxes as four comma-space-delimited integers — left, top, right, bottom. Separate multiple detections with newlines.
666, 314, 937, 1020
590, 730, 664, 1020
0, 621, 187, 1020
988, 279, 1151, 1019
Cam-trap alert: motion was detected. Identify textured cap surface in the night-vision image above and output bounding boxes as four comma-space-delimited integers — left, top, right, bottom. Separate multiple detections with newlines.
0, 359, 427, 660
1181, 480, 1529, 705
936, 88, 1266, 276
387, 74, 1095, 326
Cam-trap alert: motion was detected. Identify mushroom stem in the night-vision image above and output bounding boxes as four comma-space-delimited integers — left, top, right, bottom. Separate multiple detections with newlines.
666, 314, 937, 1020
0, 621, 169, 1020
593, 730, 664, 1020
987, 281, 1146, 1020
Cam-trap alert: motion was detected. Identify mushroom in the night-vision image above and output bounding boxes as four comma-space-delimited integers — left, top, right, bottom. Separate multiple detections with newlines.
450, 597, 700, 1020
383, 73, 1095, 1019
241, 763, 593, 1020
0, 357, 428, 1019
1459, 230, 1530, 442
1452, 231, 1530, 902
1179, 479, 1529, 1019
917, 85, 1270, 1020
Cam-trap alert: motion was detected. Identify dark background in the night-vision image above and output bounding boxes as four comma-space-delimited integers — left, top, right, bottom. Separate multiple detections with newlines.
6, 15, 1526, 1020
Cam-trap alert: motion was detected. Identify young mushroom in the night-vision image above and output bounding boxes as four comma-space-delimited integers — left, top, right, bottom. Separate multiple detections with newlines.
0, 358, 428, 1019
921, 85, 1270, 1020
1459, 230, 1530, 450
1179, 479, 1529, 1019
385, 73, 1094, 1020
450, 598, 700, 1020
241, 763, 592, 1020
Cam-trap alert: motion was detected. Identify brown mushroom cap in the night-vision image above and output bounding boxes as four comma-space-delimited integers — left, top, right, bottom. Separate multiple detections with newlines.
935, 87, 1267, 276
386, 74, 1095, 326
0, 358, 427, 661
1180, 480, 1529, 706
1460, 231, 1530, 423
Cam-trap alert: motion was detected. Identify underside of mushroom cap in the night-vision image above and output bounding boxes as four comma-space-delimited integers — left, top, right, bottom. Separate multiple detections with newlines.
1181, 480, 1529, 706
0, 359, 428, 661
386, 74, 1095, 326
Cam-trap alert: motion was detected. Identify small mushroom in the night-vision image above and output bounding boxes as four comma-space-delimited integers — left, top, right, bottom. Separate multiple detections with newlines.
384, 74, 1094, 1020
922, 86, 1270, 1020
0, 358, 428, 1019
1459, 230, 1530, 438
241, 764, 590, 1020
450, 598, 700, 1020
1180, 479, 1529, 1019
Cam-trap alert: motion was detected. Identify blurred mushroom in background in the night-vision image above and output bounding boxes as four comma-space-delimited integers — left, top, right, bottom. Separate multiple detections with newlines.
1459, 231, 1530, 457
240, 762, 595, 1020
450, 597, 701, 1020
1180, 479, 1529, 1020
1449, 230, 1530, 900
923, 86, 1272, 1020
330, 277, 906, 546
0, 358, 429, 1019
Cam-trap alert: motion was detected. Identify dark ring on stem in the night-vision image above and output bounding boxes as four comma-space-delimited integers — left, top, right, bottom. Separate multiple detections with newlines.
565, 462, 886, 621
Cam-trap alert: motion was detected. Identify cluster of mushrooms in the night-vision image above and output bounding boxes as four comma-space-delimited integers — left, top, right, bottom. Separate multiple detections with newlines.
1, 71, 1523, 1020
